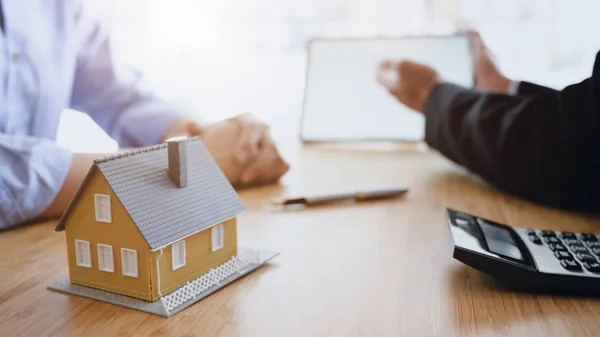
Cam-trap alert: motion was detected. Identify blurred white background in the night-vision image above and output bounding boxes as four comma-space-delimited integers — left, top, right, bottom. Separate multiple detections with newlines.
57, 0, 600, 152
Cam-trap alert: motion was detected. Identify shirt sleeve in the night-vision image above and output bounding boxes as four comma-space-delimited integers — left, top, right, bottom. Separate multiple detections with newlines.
0, 134, 73, 229
69, 1, 185, 148
508, 81, 521, 95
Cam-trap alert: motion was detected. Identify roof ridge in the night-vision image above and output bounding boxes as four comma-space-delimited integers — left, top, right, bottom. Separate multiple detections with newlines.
93, 136, 202, 164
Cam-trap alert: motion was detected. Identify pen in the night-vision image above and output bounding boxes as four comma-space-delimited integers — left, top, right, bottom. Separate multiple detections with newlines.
270, 186, 408, 206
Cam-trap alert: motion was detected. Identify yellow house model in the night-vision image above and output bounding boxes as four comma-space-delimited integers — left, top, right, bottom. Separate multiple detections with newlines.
54, 137, 246, 301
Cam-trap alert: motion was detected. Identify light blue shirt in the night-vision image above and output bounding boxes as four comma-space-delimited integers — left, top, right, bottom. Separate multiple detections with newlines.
0, 0, 184, 229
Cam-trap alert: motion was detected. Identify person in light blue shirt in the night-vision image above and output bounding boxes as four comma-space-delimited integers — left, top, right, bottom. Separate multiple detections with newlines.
0, 0, 289, 229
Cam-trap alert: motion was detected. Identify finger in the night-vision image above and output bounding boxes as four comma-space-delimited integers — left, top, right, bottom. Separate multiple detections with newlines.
467, 31, 489, 60
466, 29, 480, 39
259, 156, 290, 185
255, 136, 289, 184
230, 114, 264, 162
240, 132, 276, 183
187, 121, 207, 137
269, 157, 290, 183
240, 147, 276, 185
377, 60, 400, 90
240, 134, 286, 185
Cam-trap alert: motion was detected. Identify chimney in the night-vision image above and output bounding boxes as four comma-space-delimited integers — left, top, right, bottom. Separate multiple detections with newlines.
166, 137, 188, 188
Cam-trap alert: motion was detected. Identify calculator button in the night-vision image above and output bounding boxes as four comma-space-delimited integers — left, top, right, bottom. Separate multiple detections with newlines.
548, 243, 567, 251
554, 251, 573, 260
560, 231, 577, 239
528, 234, 542, 245
544, 237, 561, 244
568, 242, 586, 250
563, 238, 583, 246
560, 259, 582, 271
575, 252, 597, 262
570, 246, 590, 254
583, 261, 600, 273
579, 233, 598, 242
540, 230, 557, 238
591, 248, 600, 256
525, 229, 537, 235
585, 241, 600, 248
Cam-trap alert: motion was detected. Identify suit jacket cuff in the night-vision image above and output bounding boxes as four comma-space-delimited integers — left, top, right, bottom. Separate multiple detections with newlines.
424, 82, 464, 151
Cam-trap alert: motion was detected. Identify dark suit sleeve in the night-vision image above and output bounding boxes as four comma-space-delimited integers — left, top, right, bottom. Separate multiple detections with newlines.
517, 81, 559, 96
424, 52, 600, 212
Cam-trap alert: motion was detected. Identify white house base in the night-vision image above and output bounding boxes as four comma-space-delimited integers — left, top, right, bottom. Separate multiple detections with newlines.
48, 248, 279, 317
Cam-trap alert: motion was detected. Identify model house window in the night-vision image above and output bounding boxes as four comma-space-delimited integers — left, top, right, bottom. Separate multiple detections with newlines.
121, 248, 138, 278
172, 240, 186, 270
211, 224, 224, 251
97, 244, 114, 273
75, 240, 91, 268
94, 194, 112, 223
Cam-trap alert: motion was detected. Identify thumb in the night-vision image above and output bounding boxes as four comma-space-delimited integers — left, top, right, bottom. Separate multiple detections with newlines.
377, 60, 401, 91
232, 118, 262, 162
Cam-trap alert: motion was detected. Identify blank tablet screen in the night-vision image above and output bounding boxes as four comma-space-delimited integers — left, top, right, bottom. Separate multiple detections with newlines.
300, 36, 473, 142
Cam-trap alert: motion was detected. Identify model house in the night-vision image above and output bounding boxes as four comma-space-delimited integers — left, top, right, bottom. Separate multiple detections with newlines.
54, 137, 246, 301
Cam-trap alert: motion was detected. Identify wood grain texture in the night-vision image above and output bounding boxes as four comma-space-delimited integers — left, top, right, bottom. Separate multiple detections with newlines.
2, 145, 600, 337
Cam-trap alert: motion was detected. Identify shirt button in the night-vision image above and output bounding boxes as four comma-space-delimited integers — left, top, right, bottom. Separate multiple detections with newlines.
11, 52, 19, 62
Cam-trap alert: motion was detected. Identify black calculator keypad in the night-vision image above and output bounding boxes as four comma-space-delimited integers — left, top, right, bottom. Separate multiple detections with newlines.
568, 243, 586, 250
560, 232, 577, 239
563, 238, 582, 246
575, 252, 597, 262
548, 243, 567, 252
528, 234, 542, 245
540, 230, 557, 238
560, 259, 582, 271
591, 248, 600, 256
544, 237, 561, 244
583, 261, 600, 273
585, 242, 600, 249
580, 234, 598, 242
570, 246, 590, 254
554, 251, 573, 260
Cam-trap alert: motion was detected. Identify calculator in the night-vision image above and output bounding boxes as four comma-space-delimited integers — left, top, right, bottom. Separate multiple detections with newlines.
446, 208, 600, 294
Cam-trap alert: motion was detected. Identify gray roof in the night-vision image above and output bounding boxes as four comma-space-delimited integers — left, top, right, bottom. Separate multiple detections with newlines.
55, 138, 245, 250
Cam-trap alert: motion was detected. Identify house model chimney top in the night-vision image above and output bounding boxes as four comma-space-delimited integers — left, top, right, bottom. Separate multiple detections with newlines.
166, 137, 189, 188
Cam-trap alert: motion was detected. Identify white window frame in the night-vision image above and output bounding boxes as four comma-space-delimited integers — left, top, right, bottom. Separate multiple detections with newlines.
172, 240, 186, 270
121, 248, 139, 278
75, 239, 92, 268
97, 244, 114, 273
211, 224, 224, 252
94, 194, 112, 223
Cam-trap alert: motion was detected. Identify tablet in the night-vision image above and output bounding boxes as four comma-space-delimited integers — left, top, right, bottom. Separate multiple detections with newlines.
300, 35, 473, 142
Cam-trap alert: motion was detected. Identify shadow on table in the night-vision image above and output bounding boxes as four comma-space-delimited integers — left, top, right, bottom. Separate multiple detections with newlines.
446, 264, 600, 336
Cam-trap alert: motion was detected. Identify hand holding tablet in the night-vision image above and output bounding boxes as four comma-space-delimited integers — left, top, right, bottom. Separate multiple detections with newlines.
377, 60, 441, 113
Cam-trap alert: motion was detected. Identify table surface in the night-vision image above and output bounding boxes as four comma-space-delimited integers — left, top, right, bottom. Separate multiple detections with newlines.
2, 145, 600, 337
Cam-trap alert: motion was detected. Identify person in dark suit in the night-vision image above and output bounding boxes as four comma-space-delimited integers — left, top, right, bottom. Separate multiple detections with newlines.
378, 31, 600, 212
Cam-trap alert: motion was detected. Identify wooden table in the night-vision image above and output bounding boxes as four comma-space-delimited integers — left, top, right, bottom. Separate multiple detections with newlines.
2, 145, 600, 337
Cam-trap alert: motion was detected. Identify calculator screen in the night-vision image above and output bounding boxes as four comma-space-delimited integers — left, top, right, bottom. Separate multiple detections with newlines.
477, 219, 526, 262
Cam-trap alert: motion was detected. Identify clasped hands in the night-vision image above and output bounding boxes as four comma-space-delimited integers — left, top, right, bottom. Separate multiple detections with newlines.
163, 113, 289, 188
